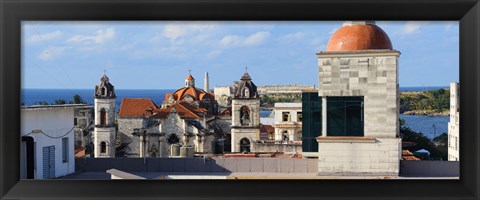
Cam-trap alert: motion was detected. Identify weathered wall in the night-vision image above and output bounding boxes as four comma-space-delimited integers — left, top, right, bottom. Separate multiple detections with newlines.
231, 98, 260, 152
75, 157, 318, 173
257, 85, 315, 95
214, 86, 233, 107
117, 118, 145, 157
251, 142, 302, 153
318, 52, 400, 138
317, 138, 401, 176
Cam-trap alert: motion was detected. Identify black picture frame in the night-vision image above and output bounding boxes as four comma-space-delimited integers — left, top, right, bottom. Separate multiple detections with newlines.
1, 0, 479, 199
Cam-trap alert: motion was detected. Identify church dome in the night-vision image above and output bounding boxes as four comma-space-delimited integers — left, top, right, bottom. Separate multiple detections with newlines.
171, 73, 214, 102
326, 21, 393, 51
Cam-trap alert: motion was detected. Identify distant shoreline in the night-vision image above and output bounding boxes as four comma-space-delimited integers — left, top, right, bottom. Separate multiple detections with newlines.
402, 110, 449, 116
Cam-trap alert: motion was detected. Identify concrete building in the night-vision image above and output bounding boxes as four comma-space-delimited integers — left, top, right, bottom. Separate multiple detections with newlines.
272, 103, 302, 141
315, 21, 401, 176
448, 82, 460, 161
21, 105, 76, 179
93, 74, 117, 158
231, 71, 261, 152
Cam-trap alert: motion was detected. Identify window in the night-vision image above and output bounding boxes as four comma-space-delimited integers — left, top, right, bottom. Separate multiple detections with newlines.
62, 138, 68, 163
282, 131, 289, 141
327, 97, 364, 136
297, 112, 302, 122
167, 134, 180, 145
100, 142, 107, 153
240, 106, 250, 125
74, 118, 78, 126
268, 132, 274, 140
282, 112, 290, 122
100, 108, 107, 126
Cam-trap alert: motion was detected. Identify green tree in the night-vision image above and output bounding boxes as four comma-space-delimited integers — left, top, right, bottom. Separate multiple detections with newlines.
72, 94, 85, 104
54, 99, 66, 105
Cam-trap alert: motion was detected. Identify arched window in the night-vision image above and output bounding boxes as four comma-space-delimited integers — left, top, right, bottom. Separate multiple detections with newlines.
240, 138, 250, 153
100, 108, 107, 126
283, 131, 289, 141
240, 106, 250, 125
167, 134, 180, 145
244, 88, 250, 98
100, 141, 107, 153
101, 87, 106, 96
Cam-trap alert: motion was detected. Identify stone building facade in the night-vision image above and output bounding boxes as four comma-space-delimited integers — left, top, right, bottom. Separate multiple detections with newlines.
231, 72, 261, 152
272, 103, 302, 141
448, 82, 460, 161
315, 21, 401, 176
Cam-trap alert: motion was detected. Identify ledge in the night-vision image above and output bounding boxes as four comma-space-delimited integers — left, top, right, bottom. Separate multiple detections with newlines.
316, 136, 376, 143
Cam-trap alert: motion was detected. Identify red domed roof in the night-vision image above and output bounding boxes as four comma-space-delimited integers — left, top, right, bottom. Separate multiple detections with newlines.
172, 87, 214, 102
326, 22, 392, 51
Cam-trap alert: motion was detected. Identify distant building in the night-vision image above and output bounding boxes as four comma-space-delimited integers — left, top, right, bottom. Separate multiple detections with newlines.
214, 85, 234, 107
315, 21, 401, 176
21, 105, 76, 179
272, 103, 302, 141
448, 82, 460, 161
116, 73, 218, 157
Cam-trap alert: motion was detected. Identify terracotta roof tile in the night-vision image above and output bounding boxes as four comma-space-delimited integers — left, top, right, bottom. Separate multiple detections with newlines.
119, 98, 160, 117
151, 102, 211, 119
260, 124, 275, 133
218, 107, 232, 116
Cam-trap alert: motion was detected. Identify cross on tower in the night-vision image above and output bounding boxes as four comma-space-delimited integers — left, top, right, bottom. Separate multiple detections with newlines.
245, 65, 248, 72
188, 69, 192, 75
104, 69, 107, 76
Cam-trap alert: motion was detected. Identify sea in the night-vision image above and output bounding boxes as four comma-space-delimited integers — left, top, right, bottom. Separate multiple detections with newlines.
22, 86, 449, 140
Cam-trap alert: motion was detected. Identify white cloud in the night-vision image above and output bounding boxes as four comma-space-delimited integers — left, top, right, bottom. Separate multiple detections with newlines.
37, 46, 69, 61
155, 23, 218, 43
399, 21, 426, 35
162, 25, 186, 41
67, 28, 115, 44
280, 32, 305, 42
244, 31, 270, 46
219, 31, 270, 48
28, 31, 62, 43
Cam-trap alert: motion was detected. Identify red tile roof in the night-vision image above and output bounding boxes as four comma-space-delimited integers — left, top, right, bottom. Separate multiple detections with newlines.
260, 124, 275, 133
218, 107, 232, 117
119, 98, 160, 117
170, 86, 215, 102
151, 102, 211, 119
402, 150, 420, 160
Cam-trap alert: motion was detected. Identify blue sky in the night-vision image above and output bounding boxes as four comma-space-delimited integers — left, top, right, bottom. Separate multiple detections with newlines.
22, 21, 459, 89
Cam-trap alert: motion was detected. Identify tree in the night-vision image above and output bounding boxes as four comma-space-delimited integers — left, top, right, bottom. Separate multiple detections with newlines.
400, 119, 446, 160
72, 94, 85, 104
34, 101, 49, 105
54, 99, 66, 105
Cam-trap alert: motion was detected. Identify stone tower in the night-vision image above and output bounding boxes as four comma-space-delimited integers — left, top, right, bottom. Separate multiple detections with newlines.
231, 71, 260, 152
93, 74, 116, 158
204, 72, 210, 93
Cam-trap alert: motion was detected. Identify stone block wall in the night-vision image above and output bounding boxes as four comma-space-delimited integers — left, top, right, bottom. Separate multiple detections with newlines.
317, 51, 400, 138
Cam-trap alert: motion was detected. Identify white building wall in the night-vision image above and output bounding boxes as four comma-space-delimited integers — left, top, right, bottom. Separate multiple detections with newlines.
448, 82, 460, 161
21, 106, 76, 179
317, 138, 401, 175
273, 103, 302, 141
231, 98, 260, 152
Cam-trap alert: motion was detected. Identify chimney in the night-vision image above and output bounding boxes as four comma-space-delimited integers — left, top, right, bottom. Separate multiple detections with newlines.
204, 72, 210, 92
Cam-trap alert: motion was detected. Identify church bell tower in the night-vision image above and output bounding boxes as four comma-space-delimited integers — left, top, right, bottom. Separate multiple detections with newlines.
93, 74, 117, 158
231, 71, 260, 152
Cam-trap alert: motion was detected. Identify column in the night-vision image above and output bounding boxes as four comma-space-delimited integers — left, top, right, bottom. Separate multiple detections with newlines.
322, 96, 327, 137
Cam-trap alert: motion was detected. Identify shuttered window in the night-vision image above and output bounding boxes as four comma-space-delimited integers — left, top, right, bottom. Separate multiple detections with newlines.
62, 138, 68, 163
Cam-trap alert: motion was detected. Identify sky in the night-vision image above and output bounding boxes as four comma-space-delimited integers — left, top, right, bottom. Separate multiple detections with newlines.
22, 21, 459, 89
